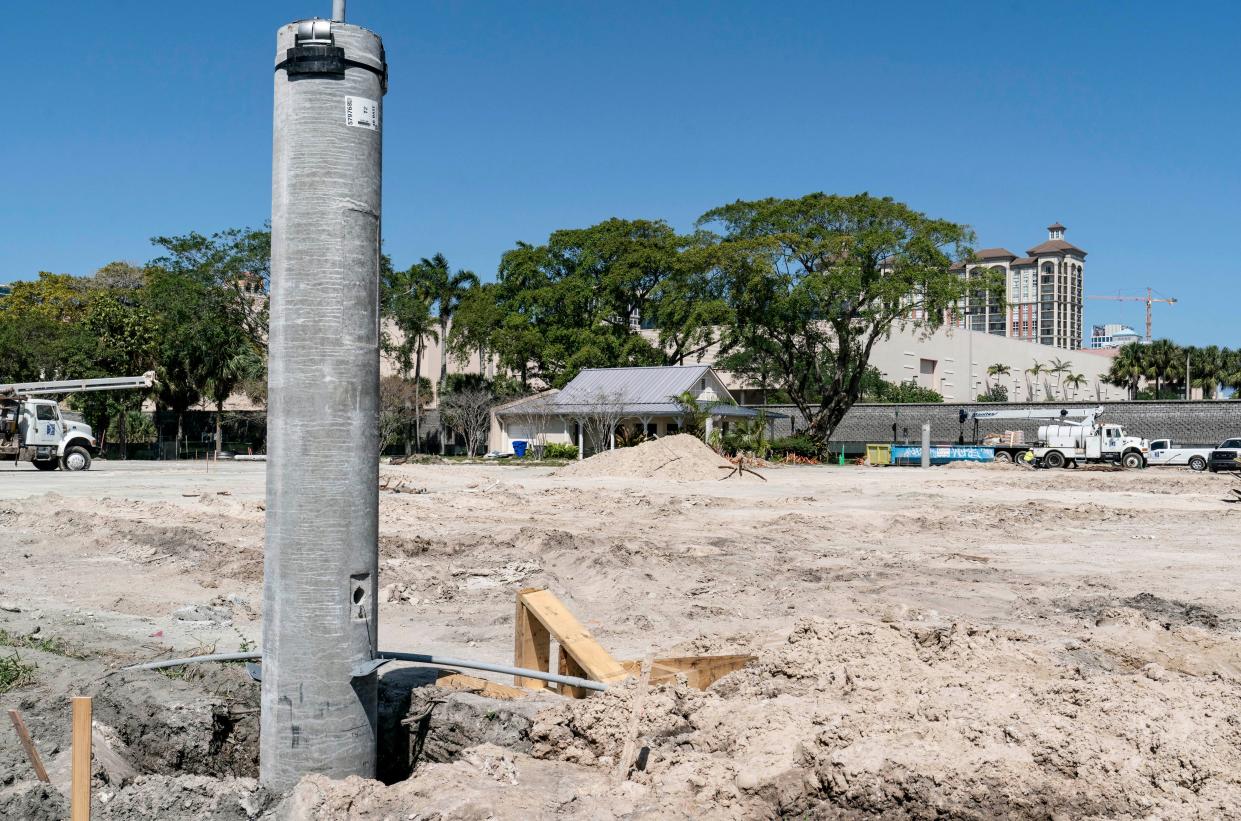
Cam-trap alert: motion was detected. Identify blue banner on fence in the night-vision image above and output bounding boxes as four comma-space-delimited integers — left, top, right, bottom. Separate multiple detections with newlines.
890, 445, 995, 466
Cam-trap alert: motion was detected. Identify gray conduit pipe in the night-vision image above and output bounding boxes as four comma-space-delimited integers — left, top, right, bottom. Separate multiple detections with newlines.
122, 650, 610, 693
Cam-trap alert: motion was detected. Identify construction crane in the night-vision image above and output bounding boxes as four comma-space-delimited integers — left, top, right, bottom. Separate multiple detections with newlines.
1086, 288, 1176, 342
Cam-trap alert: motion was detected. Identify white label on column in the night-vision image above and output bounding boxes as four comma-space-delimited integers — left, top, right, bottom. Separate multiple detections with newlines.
345, 96, 379, 131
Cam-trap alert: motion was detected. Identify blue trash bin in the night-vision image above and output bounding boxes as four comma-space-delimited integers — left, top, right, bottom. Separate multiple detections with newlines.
512, 440, 528, 457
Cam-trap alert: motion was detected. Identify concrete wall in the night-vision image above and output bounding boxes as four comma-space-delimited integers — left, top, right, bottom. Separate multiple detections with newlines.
759, 400, 1241, 447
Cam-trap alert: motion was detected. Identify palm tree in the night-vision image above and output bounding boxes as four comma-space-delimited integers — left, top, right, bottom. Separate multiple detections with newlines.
419, 253, 480, 453
1145, 339, 1181, 399
1189, 345, 1224, 399
206, 346, 265, 456
1107, 343, 1145, 400
986, 363, 1011, 390
1024, 361, 1045, 402
1222, 348, 1241, 396
1064, 373, 1087, 399
1049, 357, 1072, 399
382, 264, 438, 454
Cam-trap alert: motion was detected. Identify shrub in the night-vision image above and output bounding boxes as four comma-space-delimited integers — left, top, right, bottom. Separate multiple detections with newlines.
0, 652, 35, 693
976, 384, 1008, 403
769, 434, 821, 458
541, 443, 579, 460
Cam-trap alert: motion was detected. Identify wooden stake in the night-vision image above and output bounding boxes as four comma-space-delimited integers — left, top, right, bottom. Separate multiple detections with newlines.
71, 696, 92, 821
7, 709, 50, 782
614, 656, 653, 783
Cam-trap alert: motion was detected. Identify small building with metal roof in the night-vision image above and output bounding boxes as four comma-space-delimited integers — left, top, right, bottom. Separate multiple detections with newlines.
488, 365, 780, 457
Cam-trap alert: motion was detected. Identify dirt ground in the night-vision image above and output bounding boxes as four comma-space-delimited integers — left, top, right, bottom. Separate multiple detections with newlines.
1, 457, 1239, 818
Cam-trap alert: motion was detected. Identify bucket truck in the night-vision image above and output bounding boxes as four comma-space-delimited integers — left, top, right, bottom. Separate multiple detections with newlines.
0, 372, 156, 471
958, 405, 1149, 469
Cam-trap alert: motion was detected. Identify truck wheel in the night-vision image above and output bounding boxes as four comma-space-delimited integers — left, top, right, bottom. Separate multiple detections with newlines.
61, 446, 91, 472
1122, 452, 1144, 469
1044, 450, 1066, 469
31, 459, 59, 471
1188, 456, 1207, 472
994, 451, 1012, 463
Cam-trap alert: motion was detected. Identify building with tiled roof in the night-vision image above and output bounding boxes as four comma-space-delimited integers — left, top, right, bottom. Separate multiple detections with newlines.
959, 223, 1085, 350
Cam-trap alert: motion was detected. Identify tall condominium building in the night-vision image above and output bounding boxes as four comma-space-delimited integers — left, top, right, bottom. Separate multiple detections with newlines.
954, 223, 1086, 350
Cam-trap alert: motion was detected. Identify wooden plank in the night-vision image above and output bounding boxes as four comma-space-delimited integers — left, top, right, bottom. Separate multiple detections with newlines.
435, 672, 533, 701
620, 655, 756, 690
518, 589, 627, 684
71, 696, 92, 821
614, 657, 653, 782
8, 709, 50, 782
514, 588, 550, 689
557, 647, 591, 699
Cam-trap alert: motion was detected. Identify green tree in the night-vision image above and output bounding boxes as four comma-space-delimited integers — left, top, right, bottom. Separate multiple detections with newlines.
459, 219, 712, 389
976, 384, 1008, 403
1024, 361, 1046, 402
1063, 373, 1088, 398
146, 227, 269, 455
860, 367, 944, 403
1188, 345, 1224, 399
417, 253, 479, 454
1048, 357, 1072, 399
1106, 343, 1145, 400
73, 293, 159, 454
148, 226, 271, 348
1144, 339, 1182, 399
1222, 348, 1241, 396
700, 193, 986, 443
382, 262, 438, 453
986, 363, 1011, 388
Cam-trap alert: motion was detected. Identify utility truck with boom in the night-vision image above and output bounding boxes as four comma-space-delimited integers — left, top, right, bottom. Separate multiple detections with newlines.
0, 372, 156, 471
959, 405, 1149, 469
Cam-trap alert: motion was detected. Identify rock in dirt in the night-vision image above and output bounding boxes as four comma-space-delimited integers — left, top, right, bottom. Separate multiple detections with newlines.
173, 604, 232, 624
95, 775, 270, 820
0, 782, 68, 821
405, 687, 555, 764
271, 744, 705, 820
557, 435, 732, 482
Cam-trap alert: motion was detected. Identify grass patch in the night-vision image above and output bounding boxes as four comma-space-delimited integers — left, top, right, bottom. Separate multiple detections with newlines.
0, 651, 36, 693
0, 628, 87, 659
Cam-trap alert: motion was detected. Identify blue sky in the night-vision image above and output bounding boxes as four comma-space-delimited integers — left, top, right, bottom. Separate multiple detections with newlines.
2, 1, 1236, 346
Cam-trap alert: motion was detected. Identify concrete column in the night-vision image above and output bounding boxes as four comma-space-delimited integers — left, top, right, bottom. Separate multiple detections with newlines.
920, 422, 931, 468
262, 18, 387, 791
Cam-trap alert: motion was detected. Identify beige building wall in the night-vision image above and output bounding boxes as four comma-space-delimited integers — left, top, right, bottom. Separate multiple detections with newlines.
864, 325, 1124, 402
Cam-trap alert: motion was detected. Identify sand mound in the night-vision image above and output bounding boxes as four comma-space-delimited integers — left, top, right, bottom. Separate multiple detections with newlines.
526, 617, 1241, 818
557, 434, 732, 481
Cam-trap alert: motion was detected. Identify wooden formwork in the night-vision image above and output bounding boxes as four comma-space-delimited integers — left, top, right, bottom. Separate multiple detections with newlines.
513, 587, 755, 697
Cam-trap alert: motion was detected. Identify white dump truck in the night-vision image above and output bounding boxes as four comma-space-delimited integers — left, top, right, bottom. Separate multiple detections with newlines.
0, 372, 156, 471
959, 405, 1149, 469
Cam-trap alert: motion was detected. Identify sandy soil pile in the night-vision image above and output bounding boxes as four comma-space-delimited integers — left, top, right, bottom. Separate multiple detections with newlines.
527, 616, 1241, 818
2, 460, 1240, 818
557, 434, 732, 481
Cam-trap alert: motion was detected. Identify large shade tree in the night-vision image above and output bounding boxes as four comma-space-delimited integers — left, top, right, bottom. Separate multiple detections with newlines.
452, 219, 720, 389
700, 193, 993, 444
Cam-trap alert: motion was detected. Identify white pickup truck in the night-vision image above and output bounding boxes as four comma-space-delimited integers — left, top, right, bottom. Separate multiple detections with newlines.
1146, 439, 1212, 471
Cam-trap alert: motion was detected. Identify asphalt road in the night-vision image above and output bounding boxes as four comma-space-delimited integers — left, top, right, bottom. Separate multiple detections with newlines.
0, 459, 268, 502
